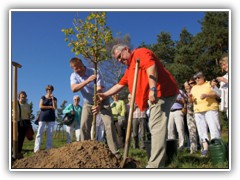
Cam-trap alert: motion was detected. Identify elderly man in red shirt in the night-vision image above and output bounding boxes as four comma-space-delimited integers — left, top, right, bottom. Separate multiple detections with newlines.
98, 44, 179, 168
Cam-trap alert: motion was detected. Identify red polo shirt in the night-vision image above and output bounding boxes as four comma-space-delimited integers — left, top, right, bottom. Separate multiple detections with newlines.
119, 48, 179, 111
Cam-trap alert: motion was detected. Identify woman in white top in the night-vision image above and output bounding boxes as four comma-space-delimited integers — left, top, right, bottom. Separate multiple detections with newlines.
217, 54, 229, 118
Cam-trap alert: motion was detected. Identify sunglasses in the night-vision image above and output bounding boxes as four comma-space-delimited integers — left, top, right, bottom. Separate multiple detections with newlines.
47, 88, 53, 91
189, 82, 196, 85
194, 76, 202, 80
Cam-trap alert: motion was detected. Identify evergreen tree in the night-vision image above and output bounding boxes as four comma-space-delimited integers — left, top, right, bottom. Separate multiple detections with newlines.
174, 28, 194, 64
191, 12, 229, 79
171, 28, 196, 85
29, 102, 35, 122
152, 32, 175, 64
138, 42, 153, 50
56, 100, 68, 124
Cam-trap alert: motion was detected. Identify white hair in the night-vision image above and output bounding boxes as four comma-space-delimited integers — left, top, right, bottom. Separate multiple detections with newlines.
73, 95, 80, 100
111, 44, 129, 57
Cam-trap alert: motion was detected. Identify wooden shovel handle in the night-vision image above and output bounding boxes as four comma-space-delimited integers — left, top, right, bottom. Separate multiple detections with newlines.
123, 58, 140, 160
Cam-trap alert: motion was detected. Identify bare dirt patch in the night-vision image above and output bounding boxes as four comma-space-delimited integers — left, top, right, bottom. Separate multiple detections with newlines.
12, 140, 138, 169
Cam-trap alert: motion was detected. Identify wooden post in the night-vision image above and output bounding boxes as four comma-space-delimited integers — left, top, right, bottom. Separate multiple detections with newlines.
12, 61, 22, 159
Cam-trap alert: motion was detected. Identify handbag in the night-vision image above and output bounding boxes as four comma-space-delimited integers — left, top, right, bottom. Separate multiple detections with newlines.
26, 124, 34, 141
63, 104, 75, 126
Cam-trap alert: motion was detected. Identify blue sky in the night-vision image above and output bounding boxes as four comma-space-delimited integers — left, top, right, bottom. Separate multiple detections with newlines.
11, 10, 205, 116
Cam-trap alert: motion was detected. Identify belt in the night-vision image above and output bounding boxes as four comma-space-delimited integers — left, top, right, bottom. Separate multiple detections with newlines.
170, 108, 182, 112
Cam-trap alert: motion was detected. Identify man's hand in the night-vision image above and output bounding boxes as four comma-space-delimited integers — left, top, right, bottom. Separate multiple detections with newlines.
92, 105, 100, 115
188, 93, 193, 103
216, 76, 228, 83
149, 90, 158, 104
200, 94, 208, 100
87, 75, 97, 83
97, 93, 107, 102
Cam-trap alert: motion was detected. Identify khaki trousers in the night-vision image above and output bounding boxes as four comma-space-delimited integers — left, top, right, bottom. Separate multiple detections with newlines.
146, 95, 177, 168
80, 102, 119, 154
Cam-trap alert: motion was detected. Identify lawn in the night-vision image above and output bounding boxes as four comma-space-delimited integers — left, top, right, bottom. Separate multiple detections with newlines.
19, 112, 229, 169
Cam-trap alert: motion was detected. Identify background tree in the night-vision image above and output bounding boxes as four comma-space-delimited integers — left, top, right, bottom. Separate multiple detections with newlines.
138, 41, 154, 50
169, 28, 196, 85
56, 100, 68, 124
100, 33, 132, 101
152, 32, 175, 64
174, 28, 194, 64
62, 12, 113, 139
100, 33, 132, 89
140, 12, 228, 86
29, 102, 35, 122
191, 12, 229, 79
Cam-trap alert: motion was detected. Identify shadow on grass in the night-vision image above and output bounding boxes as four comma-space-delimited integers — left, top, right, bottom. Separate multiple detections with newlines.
166, 150, 211, 168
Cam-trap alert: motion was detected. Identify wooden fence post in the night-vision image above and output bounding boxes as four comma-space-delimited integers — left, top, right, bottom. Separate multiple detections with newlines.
12, 61, 22, 159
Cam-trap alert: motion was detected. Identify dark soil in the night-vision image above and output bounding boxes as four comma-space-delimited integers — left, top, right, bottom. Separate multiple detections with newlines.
12, 140, 139, 169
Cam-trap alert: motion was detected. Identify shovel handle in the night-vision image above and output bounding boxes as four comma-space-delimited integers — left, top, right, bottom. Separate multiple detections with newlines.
123, 58, 140, 160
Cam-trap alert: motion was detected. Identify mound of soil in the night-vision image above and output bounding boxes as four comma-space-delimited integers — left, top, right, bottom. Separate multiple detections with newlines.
12, 140, 138, 169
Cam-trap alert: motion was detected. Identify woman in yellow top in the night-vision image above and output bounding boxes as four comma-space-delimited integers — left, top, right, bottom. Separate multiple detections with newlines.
110, 93, 126, 148
189, 72, 221, 157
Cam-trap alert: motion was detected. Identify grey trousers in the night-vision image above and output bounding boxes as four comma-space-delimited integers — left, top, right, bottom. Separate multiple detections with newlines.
80, 102, 119, 154
132, 118, 146, 149
146, 95, 177, 168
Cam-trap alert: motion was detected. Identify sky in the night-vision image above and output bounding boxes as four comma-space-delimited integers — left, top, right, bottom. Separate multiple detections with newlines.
11, 10, 205, 116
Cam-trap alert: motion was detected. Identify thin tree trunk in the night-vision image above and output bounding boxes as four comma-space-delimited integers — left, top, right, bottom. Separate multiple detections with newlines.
91, 62, 97, 140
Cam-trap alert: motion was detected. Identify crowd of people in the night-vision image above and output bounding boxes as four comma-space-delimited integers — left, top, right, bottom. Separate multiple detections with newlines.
14, 44, 228, 168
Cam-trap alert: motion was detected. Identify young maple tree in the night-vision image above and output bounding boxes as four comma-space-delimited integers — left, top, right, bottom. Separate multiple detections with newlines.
62, 12, 113, 139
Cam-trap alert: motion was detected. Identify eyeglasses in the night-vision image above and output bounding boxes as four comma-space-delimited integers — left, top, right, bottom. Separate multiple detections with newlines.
74, 99, 80, 101
47, 89, 53, 91
116, 49, 125, 61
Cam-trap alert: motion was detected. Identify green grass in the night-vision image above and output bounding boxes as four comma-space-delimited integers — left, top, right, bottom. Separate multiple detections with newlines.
120, 141, 228, 169
21, 131, 67, 157
21, 112, 229, 169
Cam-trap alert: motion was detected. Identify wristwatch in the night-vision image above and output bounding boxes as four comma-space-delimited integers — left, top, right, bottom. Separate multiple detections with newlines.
150, 87, 157, 92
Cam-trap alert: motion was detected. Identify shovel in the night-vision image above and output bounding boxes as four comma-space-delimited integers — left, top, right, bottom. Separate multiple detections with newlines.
120, 58, 140, 168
